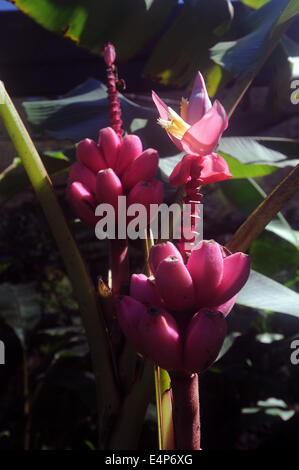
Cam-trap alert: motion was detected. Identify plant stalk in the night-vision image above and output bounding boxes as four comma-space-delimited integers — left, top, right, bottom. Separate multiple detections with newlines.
154, 365, 163, 449
144, 230, 175, 450
0, 82, 120, 448
109, 359, 155, 449
226, 165, 299, 253
109, 238, 129, 295
169, 372, 200, 450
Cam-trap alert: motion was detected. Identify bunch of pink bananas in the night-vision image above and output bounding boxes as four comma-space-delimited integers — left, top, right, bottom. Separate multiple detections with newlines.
67, 127, 163, 226
117, 241, 250, 373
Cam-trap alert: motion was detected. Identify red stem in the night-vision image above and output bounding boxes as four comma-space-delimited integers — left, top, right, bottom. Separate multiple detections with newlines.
104, 43, 123, 138
169, 372, 201, 450
177, 181, 202, 257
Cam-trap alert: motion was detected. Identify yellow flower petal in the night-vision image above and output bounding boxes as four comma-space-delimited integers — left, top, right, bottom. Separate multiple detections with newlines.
157, 107, 190, 140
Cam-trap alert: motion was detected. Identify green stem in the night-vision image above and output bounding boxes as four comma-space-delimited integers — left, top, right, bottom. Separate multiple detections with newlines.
154, 365, 163, 449
0, 82, 120, 448
144, 232, 174, 450
108, 360, 154, 450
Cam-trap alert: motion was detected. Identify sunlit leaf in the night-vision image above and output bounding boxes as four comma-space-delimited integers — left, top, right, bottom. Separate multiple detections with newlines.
265, 408, 295, 420
219, 152, 277, 178
266, 220, 299, 247
216, 332, 241, 361
240, 0, 271, 8
256, 332, 284, 343
242, 407, 260, 414
219, 137, 299, 167
210, 0, 299, 114
258, 398, 287, 408
236, 270, 299, 316
220, 178, 299, 247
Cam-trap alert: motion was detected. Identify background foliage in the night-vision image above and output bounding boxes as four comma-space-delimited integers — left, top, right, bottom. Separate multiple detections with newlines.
0, 0, 298, 450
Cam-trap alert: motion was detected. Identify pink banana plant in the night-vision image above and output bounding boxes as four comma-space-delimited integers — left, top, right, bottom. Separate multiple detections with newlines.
66, 45, 250, 450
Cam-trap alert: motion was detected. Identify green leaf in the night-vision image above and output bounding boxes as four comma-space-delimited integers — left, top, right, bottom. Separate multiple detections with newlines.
10, 0, 297, 104
210, 0, 299, 114
256, 398, 295, 421
130, 118, 148, 133
144, 0, 155, 10
220, 178, 263, 212
0, 151, 73, 207
265, 408, 295, 420
159, 153, 182, 179
265, 36, 299, 111
248, 178, 299, 247
266, 220, 299, 247
242, 397, 295, 421
242, 407, 260, 414
85, 440, 96, 451
240, 0, 271, 8
0, 283, 41, 347
256, 332, 284, 343
249, 233, 299, 278
159, 151, 275, 180
0, 158, 29, 205
236, 269, 299, 316
219, 137, 299, 168
220, 178, 299, 247
216, 331, 241, 361
159, 136, 299, 182
257, 398, 287, 408
23, 78, 172, 152
256, 137, 299, 158
9, 0, 176, 62
219, 152, 277, 178
145, 0, 233, 87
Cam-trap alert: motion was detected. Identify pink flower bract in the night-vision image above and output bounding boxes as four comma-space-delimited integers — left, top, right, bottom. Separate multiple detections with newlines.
152, 71, 232, 187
